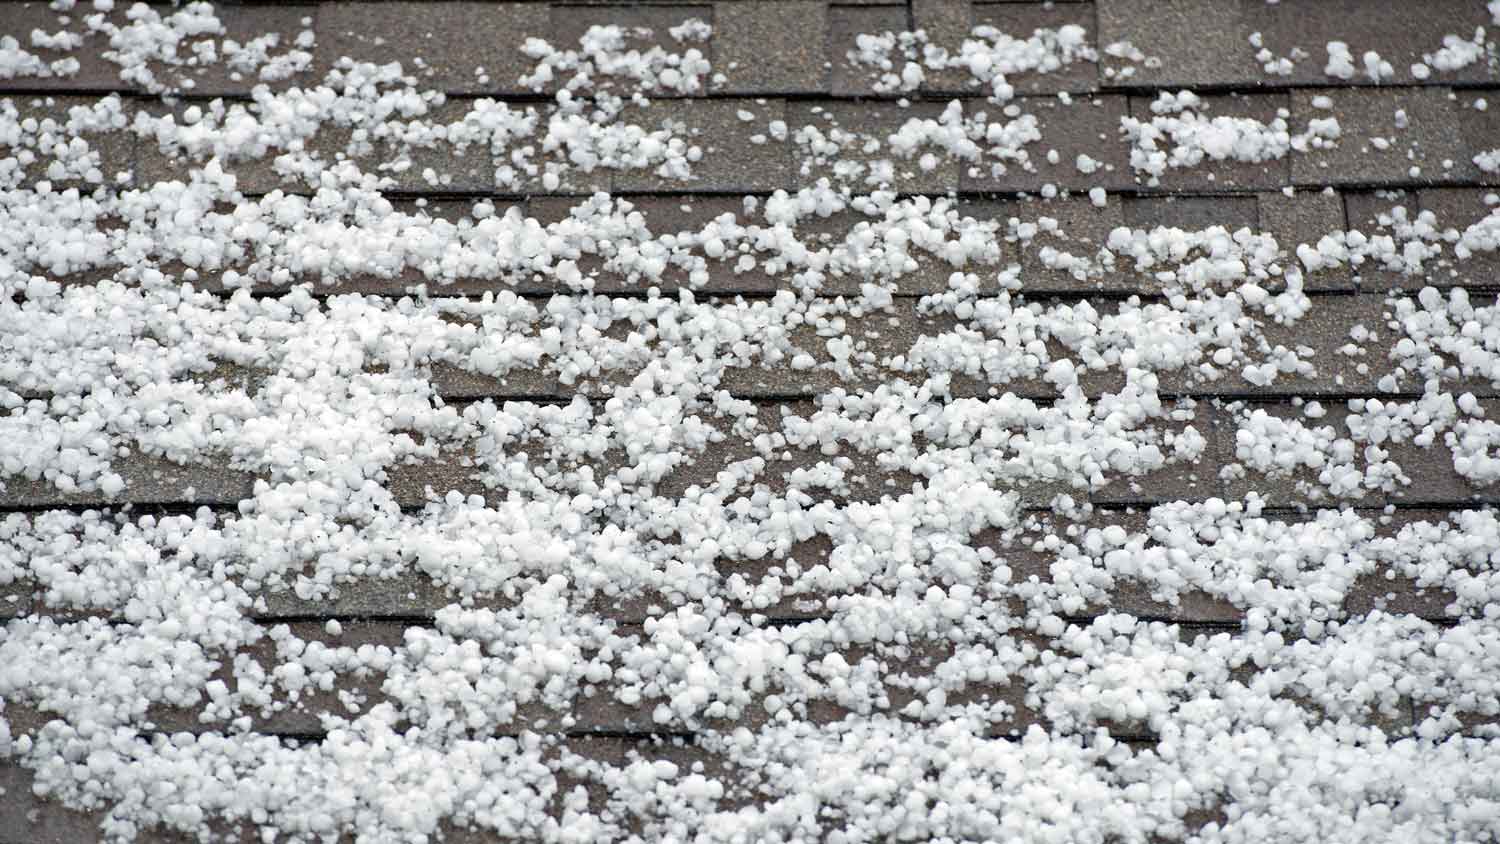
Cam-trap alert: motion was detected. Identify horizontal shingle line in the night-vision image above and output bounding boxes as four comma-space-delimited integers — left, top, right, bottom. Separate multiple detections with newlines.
18, 183, 1491, 207
5, 79, 1494, 101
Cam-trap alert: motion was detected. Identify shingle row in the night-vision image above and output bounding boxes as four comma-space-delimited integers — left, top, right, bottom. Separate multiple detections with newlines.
7, 89, 1496, 201
5, 1, 1497, 98
4, 396, 1498, 512
7, 189, 1493, 296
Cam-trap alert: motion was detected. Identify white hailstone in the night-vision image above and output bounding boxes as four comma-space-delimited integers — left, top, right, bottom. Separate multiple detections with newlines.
1325, 41, 1357, 79
1362, 50, 1394, 82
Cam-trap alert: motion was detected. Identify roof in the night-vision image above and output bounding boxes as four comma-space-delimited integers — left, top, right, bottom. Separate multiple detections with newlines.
2, 1, 1500, 842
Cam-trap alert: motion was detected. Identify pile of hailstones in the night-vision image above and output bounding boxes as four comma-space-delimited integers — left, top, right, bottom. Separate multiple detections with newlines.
1, 5, 1500, 843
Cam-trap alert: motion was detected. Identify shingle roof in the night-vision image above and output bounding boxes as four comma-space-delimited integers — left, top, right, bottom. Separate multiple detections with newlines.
3, 0, 1500, 841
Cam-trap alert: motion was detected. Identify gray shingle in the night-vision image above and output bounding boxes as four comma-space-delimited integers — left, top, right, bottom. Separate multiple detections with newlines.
1097, 0, 1257, 88
531, 194, 777, 294
1343, 189, 1423, 292
1417, 703, 1500, 738
829, 5, 909, 96
613, 98, 790, 192
994, 510, 1243, 622
960, 95, 1132, 192
1456, 89, 1500, 185
787, 100, 961, 194
253, 571, 460, 620
1243, 0, 1500, 88
428, 362, 571, 399
385, 447, 492, 508
1134, 295, 1401, 397
1290, 87, 1478, 186
653, 403, 926, 502
1089, 401, 1224, 505
1122, 195, 1259, 231
0, 577, 34, 620
1257, 189, 1354, 292
1218, 401, 1355, 507
1344, 187, 1500, 293
316, 2, 549, 96
717, 303, 988, 397
960, 194, 1131, 293
341, 198, 545, 296
133, 100, 340, 195
0, 765, 108, 844
156, 5, 319, 96
1215, 293, 1396, 396
0, 453, 258, 509
1220, 399, 1500, 507
175, 620, 409, 735
712, 1, 830, 94
549, 4, 714, 95
712, 534, 849, 619
372, 99, 502, 194
0, 3, 122, 93
1384, 408, 1500, 505
1344, 571, 1456, 620
794, 203, 972, 295
1, 94, 134, 191
913, 0, 974, 94
1419, 188, 1500, 290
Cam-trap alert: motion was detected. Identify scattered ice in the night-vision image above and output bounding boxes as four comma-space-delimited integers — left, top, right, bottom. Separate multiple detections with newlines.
0, 5, 1498, 843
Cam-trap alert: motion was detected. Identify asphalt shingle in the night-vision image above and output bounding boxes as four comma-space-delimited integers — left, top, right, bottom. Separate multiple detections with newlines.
1097, 0, 1258, 88
828, 4, 909, 96
160, 5, 319, 96
1257, 189, 1355, 292
1087, 404, 1224, 506
1, 94, 133, 191
961, 194, 1130, 293
8, 0, 1500, 836
712, 1, 830, 94
1419, 188, 1500, 290
1220, 398, 1500, 507
316, 2, 549, 95
614, 98, 790, 192
1290, 87, 1478, 186
1122, 194, 1259, 232
0, 454, 258, 510
960, 95, 1132, 192
1343, 188, 1426, 292
0, 3, 123, 93
913, 0, 975, 94
549, 3, 714, 99
1243, 0, 1500, 88
787, 99, 962, 194
1456, 89, 1500, 186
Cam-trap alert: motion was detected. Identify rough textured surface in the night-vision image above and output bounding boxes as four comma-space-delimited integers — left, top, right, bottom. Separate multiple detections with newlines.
711, 1, 830, 93
1290, 87, 1477, 186
614, 98, 790, 192
828, 4, 909, 96
315, 3, 549, 95
960, 95, 1132, 192
1243, 0, 1500, 87
1098, 0, 1258, 87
